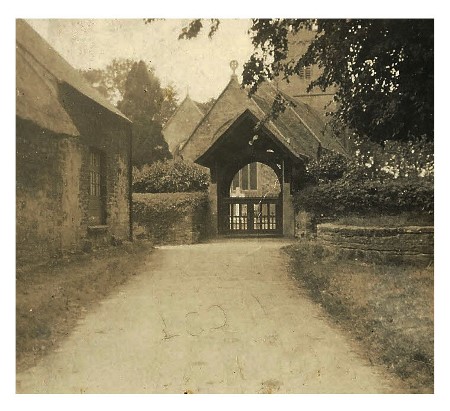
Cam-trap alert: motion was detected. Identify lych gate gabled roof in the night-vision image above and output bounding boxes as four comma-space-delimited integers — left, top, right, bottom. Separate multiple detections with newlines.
195, 108, 306, 168
16, 19, 130, 135
180, 75, 347, 164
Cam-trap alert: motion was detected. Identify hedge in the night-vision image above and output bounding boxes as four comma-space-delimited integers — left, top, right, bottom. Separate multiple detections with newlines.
294, 177, 434, 217
132, 192, 211, 244
133, 192, 208, 221
133, 159, 209, 193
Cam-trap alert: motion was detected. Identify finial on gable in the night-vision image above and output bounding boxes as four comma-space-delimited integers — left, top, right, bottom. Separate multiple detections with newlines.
230, 60, 238, 78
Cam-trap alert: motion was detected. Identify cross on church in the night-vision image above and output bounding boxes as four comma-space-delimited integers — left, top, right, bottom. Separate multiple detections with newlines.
230, 60, 238, 76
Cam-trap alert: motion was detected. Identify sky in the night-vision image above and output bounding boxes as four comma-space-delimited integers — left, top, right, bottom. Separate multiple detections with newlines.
26, 19, 254, 103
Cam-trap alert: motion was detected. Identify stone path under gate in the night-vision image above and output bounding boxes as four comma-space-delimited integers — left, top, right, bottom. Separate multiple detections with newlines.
16, 239, 402, 394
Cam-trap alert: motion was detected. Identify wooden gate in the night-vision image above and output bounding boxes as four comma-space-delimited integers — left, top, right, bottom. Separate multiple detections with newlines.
220, 197, 282, 235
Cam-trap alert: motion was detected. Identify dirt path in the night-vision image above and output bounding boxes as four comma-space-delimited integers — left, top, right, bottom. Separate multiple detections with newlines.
16, 239, 400, 393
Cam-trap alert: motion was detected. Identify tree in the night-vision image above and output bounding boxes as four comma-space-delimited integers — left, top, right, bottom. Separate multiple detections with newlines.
80, 58, 135, 105
196, 97, 216, 114
81, 59, 179, 124
175, 18, 434, 144
117, 60, 172, 166
159, 83, 179, 126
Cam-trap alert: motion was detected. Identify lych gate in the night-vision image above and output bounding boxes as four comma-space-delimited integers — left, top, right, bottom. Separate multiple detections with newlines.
178, 64, 347, 237
195, 109, 307, 237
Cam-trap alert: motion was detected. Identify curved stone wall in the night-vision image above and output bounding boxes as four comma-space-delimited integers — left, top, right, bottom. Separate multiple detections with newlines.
317, 223, 434, 265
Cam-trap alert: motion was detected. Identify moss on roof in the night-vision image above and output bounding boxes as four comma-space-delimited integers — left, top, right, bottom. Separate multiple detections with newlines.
180, 76, 346, 163
16, 19, 130, 135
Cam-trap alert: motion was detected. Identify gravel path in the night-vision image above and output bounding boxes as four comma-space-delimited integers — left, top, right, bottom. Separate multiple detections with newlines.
16, 239, 399, 393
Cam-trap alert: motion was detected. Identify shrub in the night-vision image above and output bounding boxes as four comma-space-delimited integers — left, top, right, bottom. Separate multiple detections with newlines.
294, 176, 434, 218
132, 192, 211, 243
133, 159, 209, 193
305, 151, 350, 184
133, 192, 208, 221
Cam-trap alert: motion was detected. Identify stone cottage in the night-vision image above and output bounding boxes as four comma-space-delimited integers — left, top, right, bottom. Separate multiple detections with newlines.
16, 19, 132, 263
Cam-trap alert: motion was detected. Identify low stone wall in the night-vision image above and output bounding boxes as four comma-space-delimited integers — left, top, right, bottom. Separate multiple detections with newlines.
317, 223, 434, 265
295, 211, 316, 238
132, 192, 214, 246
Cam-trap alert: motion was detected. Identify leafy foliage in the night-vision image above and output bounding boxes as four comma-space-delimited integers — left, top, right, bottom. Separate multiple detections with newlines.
81, 59, 178, 126
117, 60, 173, 166
294, 174, 434, 217
250, 19, 434, 143
133, 159, 210, 193
118, 61, 164, 121
195, 97, 216, 114
352, 137, 434, 179
131, 118, 171, 168
175, 18, 434, 143
296, 139, 434, 218
304, 151, 349, 185
133, 192, 208, 220
80, 59, 135, 105
176, 18, 221, 40
132, 192, 211, 243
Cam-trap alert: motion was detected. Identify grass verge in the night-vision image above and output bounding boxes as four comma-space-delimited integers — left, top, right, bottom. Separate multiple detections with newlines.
16, 240, 153, 372
284, 240, 434, 393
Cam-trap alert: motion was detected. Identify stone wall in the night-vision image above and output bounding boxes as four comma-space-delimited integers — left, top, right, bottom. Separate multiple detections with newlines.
316, 223, 434, 265
295, 211, 316, 238
16, 113, 131, 265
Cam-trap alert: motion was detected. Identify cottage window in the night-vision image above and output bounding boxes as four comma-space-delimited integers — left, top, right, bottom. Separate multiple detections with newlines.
88, 149, 106, 225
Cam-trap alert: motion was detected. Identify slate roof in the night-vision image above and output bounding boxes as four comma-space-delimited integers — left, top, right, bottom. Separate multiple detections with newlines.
16, 19, 130, 136
162, 95, 204, 154
180, 75, 346, 164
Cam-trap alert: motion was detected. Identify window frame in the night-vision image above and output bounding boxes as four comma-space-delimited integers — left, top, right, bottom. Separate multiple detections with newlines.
88, 148, 107, 225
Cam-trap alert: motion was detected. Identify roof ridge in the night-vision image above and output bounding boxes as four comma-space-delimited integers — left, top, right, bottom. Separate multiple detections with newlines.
16, 19, 130, 123
181, 76, 240, 153
162, 95, 204, 131
190, 99, 205, 117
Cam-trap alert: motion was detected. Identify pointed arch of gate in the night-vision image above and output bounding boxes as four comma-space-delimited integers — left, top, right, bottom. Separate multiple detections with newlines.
218, 158, 284, 235
219, 157, 283, 199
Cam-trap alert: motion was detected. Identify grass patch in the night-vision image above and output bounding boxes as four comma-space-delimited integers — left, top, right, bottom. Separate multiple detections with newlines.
284, 240, 434, 393
16, 240, 153, 372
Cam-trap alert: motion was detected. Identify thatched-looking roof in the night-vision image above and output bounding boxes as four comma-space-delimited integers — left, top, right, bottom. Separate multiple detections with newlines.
180, 76, 346, 164
16, 19, 130, 136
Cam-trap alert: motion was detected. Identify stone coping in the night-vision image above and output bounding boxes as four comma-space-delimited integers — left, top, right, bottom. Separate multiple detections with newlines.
318, 224, 434, 236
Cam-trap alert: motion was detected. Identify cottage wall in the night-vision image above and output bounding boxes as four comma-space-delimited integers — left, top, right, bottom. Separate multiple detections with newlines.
16, 20, 132, 265
16, 109, 131, 264
60, 84, 132, 241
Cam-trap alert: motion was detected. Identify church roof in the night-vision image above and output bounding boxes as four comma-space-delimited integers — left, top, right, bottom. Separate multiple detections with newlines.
16, 19, 130, 135
180, 75, 346, 164
162, 94, 204, 154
